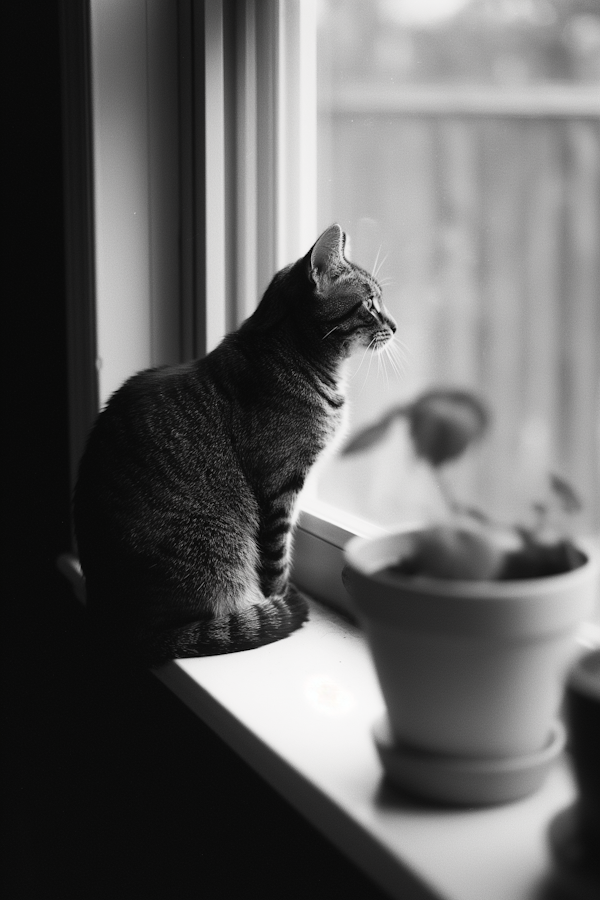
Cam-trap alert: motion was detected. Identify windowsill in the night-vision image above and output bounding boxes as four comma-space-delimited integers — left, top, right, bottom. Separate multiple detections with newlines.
153, 596, 577, 900
58, 552, 585, 899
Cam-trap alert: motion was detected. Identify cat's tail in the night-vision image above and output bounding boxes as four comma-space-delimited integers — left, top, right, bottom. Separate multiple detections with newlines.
138, 585, 310, 667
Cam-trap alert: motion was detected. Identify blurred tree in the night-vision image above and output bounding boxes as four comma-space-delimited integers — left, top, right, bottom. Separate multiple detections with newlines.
319, 0, 600, 85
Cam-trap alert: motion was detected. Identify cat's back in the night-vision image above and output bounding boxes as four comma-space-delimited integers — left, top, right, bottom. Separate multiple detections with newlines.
82, 358, 218, 455
74, 353, 258, 584
95, 359, 206, 431
75, 357, 234, 520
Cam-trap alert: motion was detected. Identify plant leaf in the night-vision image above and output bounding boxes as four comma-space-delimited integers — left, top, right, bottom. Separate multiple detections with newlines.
341, 417, 393, 454
407, 389, 489, 467
341, 407, 404, 455
549, 473, 582, 513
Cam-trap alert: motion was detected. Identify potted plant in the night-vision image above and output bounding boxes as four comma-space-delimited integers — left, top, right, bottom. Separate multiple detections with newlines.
342, 389, 599, 806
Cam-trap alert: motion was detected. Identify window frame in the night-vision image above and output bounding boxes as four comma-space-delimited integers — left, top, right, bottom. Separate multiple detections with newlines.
61, 0, 365, 616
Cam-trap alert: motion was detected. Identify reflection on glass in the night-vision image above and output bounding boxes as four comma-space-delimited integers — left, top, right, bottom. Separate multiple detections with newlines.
313, 0, 600, 533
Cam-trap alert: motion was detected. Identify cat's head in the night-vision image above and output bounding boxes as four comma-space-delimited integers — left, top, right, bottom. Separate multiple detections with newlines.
247, 224, 397, 356
306, 224, 396, 355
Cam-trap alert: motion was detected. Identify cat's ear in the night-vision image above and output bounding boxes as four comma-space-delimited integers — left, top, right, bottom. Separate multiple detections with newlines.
310, 224, 346, 280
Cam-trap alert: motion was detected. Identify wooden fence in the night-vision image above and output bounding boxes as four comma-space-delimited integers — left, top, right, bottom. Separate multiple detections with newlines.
316, 89, 600, 531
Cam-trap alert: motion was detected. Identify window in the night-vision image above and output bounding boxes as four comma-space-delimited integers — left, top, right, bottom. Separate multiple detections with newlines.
310, 0, 600, 538
62, 0, 359, 611
62, 1, 599, 617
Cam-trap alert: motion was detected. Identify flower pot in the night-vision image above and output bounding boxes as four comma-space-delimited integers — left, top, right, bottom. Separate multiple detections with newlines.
344, 530, 598, 805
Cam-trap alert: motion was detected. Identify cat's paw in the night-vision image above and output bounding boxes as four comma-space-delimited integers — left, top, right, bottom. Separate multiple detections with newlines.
283, 583, 310, 625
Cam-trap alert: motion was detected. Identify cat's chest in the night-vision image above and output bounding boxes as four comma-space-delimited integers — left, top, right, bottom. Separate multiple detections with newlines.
229, 356, 349, 477
253, 374, 346, 473
316, 379, 349, 454
281, 381, 346, 457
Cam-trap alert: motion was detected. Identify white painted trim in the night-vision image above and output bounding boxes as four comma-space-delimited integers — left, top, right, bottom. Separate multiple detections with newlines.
91, 0, 153, 405
146, 0, 181, 367
90, 0, 181, 407
203, 0, 228, 351
276, 0, 318, 267
295, 502, 399, 615
234, 0, 259, 324
255, 0, 279, 295
229, 1, 318, 312
330, 84, 600, 118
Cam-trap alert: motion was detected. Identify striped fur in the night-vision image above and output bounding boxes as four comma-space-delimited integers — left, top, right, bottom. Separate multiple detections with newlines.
74, 225, 396, 665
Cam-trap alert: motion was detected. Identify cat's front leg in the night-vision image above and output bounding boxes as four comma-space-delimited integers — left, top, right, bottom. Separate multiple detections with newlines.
258, 500, 295, 598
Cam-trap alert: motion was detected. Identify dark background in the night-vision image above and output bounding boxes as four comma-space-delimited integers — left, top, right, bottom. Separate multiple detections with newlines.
4, 4, 389, 898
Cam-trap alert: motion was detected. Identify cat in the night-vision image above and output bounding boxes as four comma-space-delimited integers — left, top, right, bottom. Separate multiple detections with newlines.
74, 224, 397, 666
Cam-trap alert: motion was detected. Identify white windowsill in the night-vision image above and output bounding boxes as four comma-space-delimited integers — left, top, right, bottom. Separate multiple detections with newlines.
57, 552, 580, 900
155, 599, 575, 900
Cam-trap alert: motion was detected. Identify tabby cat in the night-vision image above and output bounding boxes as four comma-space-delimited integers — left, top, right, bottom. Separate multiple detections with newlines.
74, 224, 396, 665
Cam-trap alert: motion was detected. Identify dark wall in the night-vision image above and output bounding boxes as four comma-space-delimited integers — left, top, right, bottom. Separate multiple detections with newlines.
10, 4, 71, 586
6, 3, 76, 895
4, 5, 388, 898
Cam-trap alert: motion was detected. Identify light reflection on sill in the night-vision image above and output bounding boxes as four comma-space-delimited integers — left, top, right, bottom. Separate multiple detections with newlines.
303, 672, 356, 716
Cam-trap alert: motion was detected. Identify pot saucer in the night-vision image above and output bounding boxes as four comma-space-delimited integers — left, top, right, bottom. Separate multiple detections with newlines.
372, 715, 566, 806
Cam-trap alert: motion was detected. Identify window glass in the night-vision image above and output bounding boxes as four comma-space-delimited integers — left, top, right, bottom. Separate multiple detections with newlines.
312, 0, 600, 534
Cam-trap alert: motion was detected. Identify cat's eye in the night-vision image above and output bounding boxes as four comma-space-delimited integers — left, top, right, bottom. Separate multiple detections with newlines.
365, 295, 381, 316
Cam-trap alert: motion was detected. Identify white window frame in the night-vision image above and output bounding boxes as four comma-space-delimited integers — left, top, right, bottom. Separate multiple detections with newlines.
61, 0, 379, 617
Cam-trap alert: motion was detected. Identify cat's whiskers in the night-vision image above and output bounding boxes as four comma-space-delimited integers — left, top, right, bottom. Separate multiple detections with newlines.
388, 349, 402, 383
361, 337, 378, 393
350, 339, 374, 383
380, 336, 395, 391
384, 333, 410, 369
351, 336, 380, 397
379, 340, 398, 379
372, 247, 388, 282
395, 339, 412, 370
382, 338, 409, 380
372, 245, 382, 279
321, 323, 342, 342
378, 346, 389, 392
